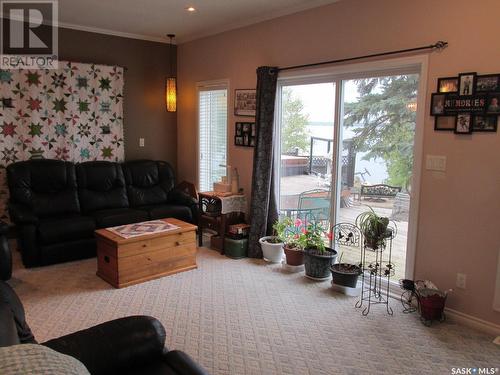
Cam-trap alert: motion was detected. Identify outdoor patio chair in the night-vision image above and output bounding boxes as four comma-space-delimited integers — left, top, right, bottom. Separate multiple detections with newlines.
297, 189, 331, 224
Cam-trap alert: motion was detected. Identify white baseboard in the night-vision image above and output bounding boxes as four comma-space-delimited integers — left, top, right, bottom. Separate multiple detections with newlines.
444, 307, 500, 337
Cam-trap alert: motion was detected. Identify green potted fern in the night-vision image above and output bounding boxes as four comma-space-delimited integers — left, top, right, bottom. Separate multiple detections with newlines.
355, 207, 391, 250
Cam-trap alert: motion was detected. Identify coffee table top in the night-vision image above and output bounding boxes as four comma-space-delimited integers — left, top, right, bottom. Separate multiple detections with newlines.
95, 218, 197, 245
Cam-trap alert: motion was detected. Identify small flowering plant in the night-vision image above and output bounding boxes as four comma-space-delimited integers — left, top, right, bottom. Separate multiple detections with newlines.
296, 220, 331, 253
273, 216, 332, 253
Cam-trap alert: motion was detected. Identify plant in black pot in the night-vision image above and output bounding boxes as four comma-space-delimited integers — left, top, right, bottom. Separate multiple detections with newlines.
330, 253, 362, 288
298, 222, 337, 280
355, 207, 392, 250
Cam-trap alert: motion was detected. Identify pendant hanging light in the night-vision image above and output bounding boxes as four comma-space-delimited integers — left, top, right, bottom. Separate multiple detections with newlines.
166, 34, 177, 112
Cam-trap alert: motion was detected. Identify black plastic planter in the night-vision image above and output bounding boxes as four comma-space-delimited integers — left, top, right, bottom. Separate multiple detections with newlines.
330, 263, 362, 288
304, 247, 338, 280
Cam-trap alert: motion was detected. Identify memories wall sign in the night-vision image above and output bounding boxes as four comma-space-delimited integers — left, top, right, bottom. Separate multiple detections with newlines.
431, 72, 499, 134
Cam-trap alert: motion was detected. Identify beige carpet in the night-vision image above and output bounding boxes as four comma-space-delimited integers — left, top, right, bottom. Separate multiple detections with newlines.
9, 247, 499, 375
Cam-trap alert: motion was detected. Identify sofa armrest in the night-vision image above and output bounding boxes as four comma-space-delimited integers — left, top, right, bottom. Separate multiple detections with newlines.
163, 350, 210, 375
8, 202, 38, 225
168, 189, 197, 206
43, 316, 166, 375
175, 181, 198, 200
168, 188, 199, 224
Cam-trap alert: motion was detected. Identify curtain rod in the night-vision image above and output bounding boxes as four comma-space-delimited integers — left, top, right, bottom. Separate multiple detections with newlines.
277, 40, 448, 72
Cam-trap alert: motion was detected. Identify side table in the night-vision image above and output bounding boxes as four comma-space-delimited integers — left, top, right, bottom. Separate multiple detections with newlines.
198, 192, 247, 254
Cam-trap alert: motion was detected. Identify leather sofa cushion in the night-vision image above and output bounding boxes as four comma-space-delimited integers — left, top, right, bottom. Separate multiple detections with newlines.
38, 216, 95, 245
76, 162, 129, 213
139, 204, 192, 223
123, 161, 175, 207
7, 160, 80, 217
90, 208, 149, 229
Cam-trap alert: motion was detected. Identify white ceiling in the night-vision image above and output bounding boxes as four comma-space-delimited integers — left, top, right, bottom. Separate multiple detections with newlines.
57, 0, 340, 44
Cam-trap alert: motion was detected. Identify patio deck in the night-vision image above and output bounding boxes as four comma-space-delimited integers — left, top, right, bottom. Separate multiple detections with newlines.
280, 174, 408, 280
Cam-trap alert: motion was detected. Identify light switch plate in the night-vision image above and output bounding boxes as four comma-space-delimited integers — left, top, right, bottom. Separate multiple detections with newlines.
426, 155, 446, 172
139, 138, 145, 147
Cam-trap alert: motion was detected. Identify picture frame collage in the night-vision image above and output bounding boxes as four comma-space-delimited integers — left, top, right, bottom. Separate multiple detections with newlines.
234, 89, 256, 147
234, 122, 256, 147
431, 72, 500, 134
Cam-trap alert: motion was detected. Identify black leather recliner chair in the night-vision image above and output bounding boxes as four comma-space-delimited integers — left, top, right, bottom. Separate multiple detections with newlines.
0, 281, 208, 374
7, 159, 198, 267
7, 160, 96, 267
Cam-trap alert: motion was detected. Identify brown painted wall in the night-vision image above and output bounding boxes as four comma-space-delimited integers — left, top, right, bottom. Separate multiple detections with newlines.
58, 27, 176, 165
178, 0, 500, 326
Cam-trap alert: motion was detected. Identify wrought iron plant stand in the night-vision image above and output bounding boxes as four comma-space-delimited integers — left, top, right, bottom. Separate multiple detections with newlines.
355, 224, 397, 316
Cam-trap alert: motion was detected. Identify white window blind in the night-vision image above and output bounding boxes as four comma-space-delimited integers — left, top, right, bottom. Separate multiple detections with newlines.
198, 86, 227, 192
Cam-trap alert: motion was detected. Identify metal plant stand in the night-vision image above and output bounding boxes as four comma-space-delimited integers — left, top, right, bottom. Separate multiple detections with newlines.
355, 225, 396, 316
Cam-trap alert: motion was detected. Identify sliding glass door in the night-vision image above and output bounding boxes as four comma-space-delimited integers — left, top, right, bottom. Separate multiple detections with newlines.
277, 82, 336, 228
276, 66, 421, 280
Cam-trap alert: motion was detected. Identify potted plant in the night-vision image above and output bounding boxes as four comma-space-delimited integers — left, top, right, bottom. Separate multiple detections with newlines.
298, 222, 337, 280
258, 220, 285, 263
330, 253, 362, 288
276, 217, 304, 266
355, 207, 391, 250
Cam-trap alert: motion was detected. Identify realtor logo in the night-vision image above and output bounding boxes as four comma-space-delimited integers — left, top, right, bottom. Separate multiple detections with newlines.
1, 0, 58, 69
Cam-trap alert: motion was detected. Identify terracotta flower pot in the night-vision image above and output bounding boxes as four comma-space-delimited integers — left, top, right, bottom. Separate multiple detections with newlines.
284, 245, 304, 266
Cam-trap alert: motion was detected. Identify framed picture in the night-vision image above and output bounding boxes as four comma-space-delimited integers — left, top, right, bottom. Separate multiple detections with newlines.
486, 93, 500, 114
234, 89, 256, 116
235, 122, 256, 147
235, 136, 244, 146
458, 72, 476, 96
434, 116, 455, 131
430, 93, 446, 115
475, 74, 499, 93
455, 113, 472, 134
472, 115, 498, 132
437, 77, 458, 93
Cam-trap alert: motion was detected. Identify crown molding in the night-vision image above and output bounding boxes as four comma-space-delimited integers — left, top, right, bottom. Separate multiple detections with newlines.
58, 22, 170, 44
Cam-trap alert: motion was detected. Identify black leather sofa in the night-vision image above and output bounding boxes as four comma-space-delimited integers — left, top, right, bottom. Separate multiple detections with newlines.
7, 159, 198, 268
0, 280, 208, 375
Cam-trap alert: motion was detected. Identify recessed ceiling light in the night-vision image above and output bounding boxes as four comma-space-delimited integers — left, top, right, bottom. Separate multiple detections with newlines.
186, 6, 196, 12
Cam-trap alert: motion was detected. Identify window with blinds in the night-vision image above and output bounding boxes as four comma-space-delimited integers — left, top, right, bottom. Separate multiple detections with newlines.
198, 86, 228, 192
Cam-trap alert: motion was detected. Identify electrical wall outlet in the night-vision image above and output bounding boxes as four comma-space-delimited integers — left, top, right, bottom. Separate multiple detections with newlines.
139, 138, 145, 147
456, 273, 467, 289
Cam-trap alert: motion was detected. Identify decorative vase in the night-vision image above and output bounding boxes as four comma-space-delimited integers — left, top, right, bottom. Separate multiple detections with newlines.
259, 236, 284, 263
284, 245, 304, 266
303, 247, 337, 280
330, 263, 362, 288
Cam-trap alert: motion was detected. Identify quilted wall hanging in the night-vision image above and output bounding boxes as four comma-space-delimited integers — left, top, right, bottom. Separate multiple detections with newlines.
0, 61, 125, 222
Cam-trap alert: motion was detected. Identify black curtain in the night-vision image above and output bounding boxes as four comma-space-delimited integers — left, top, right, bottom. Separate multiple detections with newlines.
247, 66, 279, 258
